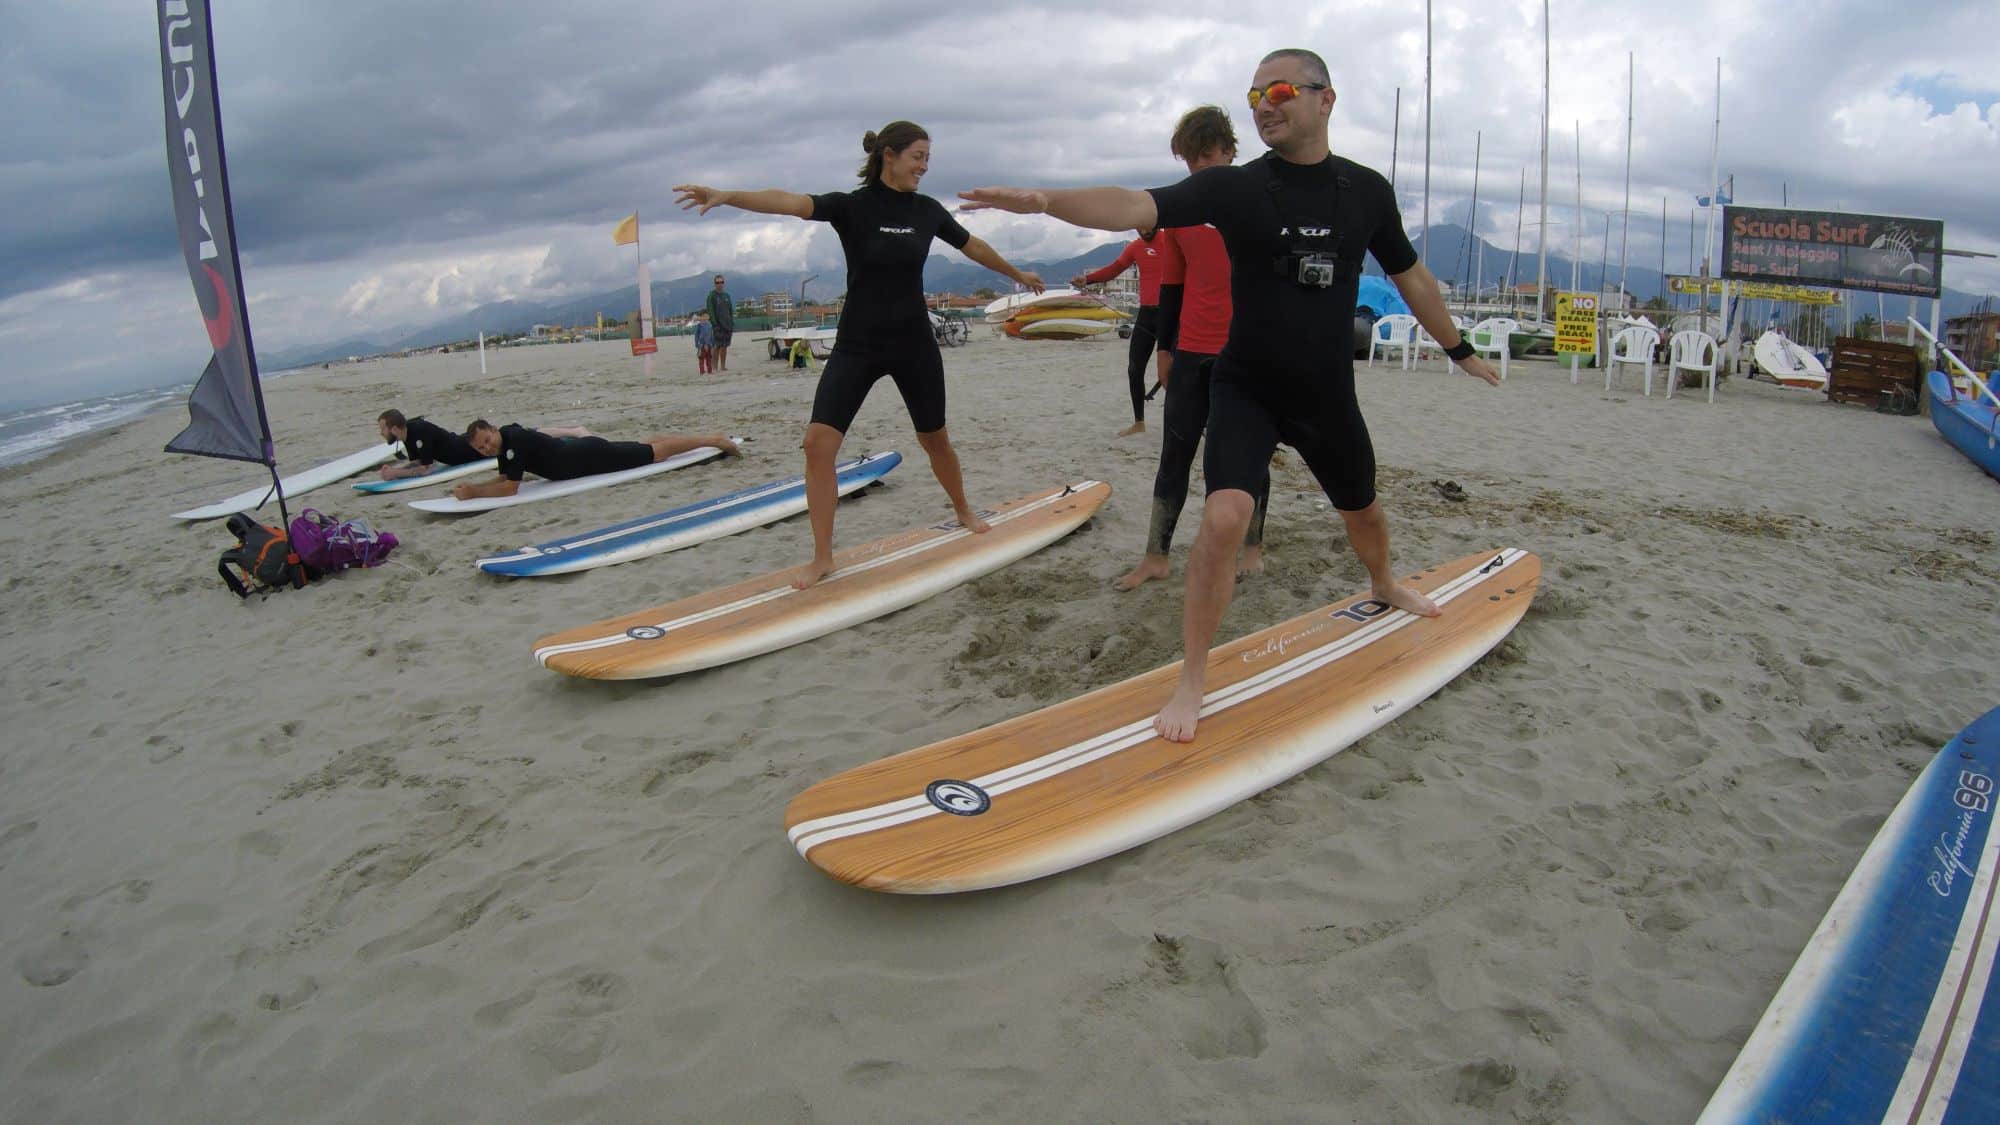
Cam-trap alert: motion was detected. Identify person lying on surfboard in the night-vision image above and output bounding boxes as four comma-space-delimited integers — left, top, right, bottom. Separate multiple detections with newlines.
962, 48, 1500, 743
450, 420, 741, 501
673, 119, 1045, 590
375, 409, 486, 479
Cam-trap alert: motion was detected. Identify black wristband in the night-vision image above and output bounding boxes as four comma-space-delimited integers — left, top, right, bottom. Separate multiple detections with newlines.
1445, 338, 1477, 362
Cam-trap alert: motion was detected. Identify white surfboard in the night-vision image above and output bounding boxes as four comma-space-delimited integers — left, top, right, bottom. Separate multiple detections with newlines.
1018, 317, 1116, 339
351, 458, 499, 494
406, 438, 741, 515
172, 441, 402, 521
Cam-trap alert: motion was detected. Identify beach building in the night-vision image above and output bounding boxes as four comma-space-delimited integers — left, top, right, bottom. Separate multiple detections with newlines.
1944, 310, 2000, 368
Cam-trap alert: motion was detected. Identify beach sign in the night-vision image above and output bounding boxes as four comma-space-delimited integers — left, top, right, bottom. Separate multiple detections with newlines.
1554, 292, 1596, 383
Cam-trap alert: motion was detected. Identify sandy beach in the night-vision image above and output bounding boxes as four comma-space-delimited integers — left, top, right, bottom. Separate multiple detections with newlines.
1, 328, 1995, 1122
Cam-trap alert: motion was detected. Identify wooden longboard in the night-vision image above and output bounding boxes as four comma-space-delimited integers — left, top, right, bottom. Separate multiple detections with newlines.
532, 480, 1110, 680
785, 549, 1540, 894
1697, 704, 2000, 1124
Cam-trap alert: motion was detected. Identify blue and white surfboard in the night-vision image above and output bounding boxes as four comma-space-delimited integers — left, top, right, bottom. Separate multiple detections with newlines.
476, 451, 900, 578
1700, 704, 2000, 1124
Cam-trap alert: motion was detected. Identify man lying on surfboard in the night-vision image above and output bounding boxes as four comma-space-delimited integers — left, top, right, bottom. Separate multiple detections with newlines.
450, 420, 741, 501
962, 47, 1500, 742
375, 409, 485, 479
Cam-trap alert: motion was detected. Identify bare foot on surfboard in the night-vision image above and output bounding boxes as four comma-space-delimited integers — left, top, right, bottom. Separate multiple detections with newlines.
1373, 579, 1441, 618
1113, 555, 1170, 592
955, 507, 991, 534
1153, 677, 1205, 742
791, 557, 836, 590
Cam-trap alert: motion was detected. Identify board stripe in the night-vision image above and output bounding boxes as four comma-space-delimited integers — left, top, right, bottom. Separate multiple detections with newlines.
484, 454, 889, 565
532, 482, 1100, 665
787, 549, 1526, 855
1888, 804, 2000, 1123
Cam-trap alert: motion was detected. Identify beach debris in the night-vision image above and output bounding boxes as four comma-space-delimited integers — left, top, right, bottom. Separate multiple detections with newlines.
1431, 479, 1468, 502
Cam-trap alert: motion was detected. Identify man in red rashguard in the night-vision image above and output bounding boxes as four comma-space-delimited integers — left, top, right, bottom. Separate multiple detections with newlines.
1113, 105, 1271, 592
1073, 230, 1168, 437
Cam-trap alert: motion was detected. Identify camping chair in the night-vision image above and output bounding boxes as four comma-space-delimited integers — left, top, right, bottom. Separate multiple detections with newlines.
1468, 317, 1518, 380
1603, 324, 1663, 395
1667, 329, 1720, 403
1368, 314, 1419, 369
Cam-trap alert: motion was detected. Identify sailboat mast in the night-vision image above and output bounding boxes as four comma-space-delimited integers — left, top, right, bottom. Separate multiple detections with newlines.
1535, 0, 1549, 322
1619, 51, 1633, 307
1509, 167, 1525, 309
1422, 0, 1432, 267
1468, 131, 1483, 305
1390, 86, 1401, 194
1572, 121, 1582, 294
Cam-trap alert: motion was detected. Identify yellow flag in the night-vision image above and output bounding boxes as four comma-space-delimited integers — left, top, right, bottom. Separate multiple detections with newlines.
612, 212, 639, 246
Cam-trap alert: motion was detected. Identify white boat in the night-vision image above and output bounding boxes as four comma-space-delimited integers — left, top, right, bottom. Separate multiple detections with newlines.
1751, 330, 1828, 391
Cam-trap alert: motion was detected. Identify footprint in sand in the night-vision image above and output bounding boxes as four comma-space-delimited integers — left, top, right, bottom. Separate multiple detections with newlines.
17, 931, 89, 987
474, 969, 631, 1076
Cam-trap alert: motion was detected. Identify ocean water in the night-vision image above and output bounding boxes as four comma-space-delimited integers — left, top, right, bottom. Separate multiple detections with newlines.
0, 385, 190, 469
0, 368, 320, 470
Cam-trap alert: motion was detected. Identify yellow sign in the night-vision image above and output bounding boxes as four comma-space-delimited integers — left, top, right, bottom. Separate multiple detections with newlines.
1553, 291, 1597, 354
1666, 276, 1837, 305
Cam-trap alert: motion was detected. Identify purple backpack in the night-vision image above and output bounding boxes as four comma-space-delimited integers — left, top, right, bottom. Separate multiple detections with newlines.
288, 509, 398, 574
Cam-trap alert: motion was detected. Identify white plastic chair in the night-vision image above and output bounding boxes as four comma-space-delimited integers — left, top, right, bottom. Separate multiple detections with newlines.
1419, 316, 1470, 371
1468, 317, 1518, 380
1368, 314, 1419, 369
1603, 324, 1662, 395
1667, 330, 1720, 403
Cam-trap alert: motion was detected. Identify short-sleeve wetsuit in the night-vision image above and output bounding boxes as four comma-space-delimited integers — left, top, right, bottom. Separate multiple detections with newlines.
1149, 151, 1417, 511
401, 416, 482, 466
805, 179, 972, 434
496, 424, 653, 482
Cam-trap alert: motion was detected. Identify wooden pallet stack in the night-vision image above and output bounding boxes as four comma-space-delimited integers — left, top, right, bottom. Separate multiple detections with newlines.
1826, 337, 1922, 407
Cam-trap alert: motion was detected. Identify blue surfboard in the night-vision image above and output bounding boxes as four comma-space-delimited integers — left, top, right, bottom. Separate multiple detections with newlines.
1699, 704, 2000, 1124
476, 451, 900, 578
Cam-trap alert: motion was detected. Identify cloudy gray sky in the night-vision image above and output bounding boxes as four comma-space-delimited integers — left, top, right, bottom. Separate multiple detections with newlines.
3, 0, 1996, 410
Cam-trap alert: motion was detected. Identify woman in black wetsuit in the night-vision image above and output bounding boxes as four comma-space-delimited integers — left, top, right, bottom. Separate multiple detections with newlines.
674, 121, 1044, 588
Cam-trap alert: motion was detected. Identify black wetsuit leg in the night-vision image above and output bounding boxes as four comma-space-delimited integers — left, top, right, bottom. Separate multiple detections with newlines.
1125, 305, 1160, 422
1147, 353, 1269, 554
540, 436, 655, 480
809, 335, 947, 434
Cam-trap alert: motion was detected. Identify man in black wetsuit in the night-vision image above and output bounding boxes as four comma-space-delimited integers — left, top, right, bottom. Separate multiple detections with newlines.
673, 120, 1044, 589
963, 48, 1500, 742
450, 421, 739, 501
375, 409, 484, 479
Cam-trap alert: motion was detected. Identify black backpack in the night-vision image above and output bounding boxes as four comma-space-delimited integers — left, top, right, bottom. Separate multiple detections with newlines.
217, 512, 315, 598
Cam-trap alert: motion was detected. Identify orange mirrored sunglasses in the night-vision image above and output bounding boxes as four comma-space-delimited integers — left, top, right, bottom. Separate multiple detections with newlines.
1247, 81, 1328, 109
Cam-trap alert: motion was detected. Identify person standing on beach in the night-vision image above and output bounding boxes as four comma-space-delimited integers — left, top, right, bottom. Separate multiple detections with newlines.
674, 120, 1046, 589
705, 276, 735, 371
1073, 231, 1168, 437
376, 409, 482, 479
962, 48, 1499, 741
693, 313, 715, 374
1113, 105, 1271, 593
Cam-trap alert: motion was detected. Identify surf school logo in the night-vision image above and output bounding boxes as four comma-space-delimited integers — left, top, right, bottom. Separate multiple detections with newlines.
1927, 770, 1992, 899
926, 779, 991, 816
625, 625, 666, 641
879, 226, 916, 235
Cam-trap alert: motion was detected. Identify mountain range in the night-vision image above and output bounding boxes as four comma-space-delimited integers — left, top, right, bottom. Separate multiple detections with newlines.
263, 225, 1992, 370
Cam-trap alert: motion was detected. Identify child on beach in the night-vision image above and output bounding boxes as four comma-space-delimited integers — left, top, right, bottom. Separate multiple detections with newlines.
694, 314, 715, 374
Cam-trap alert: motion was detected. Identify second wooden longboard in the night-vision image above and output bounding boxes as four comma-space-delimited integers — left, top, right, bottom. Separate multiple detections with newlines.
533, 480, 1110, 680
